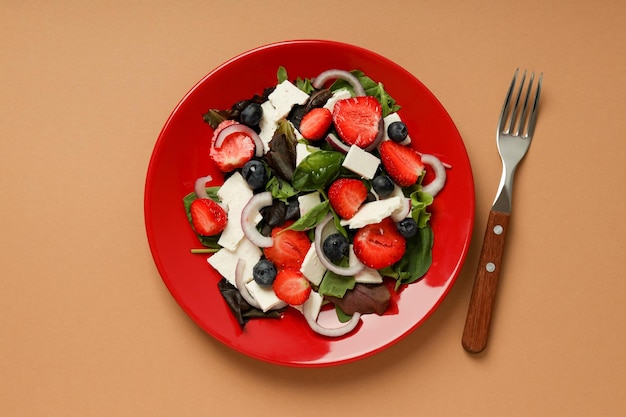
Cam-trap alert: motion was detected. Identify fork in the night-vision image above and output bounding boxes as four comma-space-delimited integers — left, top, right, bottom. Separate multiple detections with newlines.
462, 69, 543, 353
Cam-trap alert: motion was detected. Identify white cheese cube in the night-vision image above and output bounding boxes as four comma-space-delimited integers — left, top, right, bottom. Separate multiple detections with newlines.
244, 280, 285, 312
207, 238, 262, 287
268, 80, 309, 119
340, 196, 404, 229
300, 244, 325, 286
298, 191, 322, 217
258, 101, 280, 153
382, 112, 412, 146
295, 290, 324, 319
342, 144, 380, 179
217, 172, 257, 250
295, 142, 320, 166
323, 88, 352, 111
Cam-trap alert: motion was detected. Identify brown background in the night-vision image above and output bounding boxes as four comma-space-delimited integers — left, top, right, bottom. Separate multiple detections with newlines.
2, 1, 625, 416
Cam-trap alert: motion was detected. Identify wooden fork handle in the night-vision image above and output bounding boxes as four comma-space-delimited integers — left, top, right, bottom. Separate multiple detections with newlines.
462, 209, 510, 353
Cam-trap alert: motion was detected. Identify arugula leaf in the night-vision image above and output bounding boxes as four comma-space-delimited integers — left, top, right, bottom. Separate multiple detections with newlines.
295, 77, 315, 94
318, 270, 356, 298
277, 66, 288, 83
283, 201, 330, 232
291, 150, 344, 192
265, 176, 298, 201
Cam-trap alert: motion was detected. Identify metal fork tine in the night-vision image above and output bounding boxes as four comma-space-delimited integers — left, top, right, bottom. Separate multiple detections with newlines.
506, 70, 527, 134
517, 72, 535, 137
526, 72, 543, 138
498, 68, 519, 132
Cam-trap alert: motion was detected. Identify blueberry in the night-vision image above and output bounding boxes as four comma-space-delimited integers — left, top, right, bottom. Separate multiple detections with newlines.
372, 175, 395, 197
242, 160, 267, 190
397, 218, 418, 238
253, 259, 277, 286
322, 233, 349, 262
387, 121, 408, 142
240, 102, 263, 127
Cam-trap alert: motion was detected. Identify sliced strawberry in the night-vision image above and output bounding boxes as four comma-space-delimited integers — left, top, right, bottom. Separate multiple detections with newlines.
379, 140, 425, 187
263, 221, 312, 269
189, 198, 228, 236
332, 96, 382, 148
273, 269, 311, 305
209, 121, 255, 172
328, 178, 368, 220
353, 217, 406, 269
298, 107, 333, 141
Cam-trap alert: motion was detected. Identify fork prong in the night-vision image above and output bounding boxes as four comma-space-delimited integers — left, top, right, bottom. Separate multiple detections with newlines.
516, 71, 535, 137
506, 70, 527, 134
526, 72, 543, 138
497, 69, 519, 132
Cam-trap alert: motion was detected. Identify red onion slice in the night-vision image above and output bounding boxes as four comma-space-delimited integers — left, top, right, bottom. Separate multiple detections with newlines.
312, 69, 366, 97
241, 191, 273, 248
303, 306, 361, 337
314, 214, 365, 276
420, 153, 447, 197
325, 133, 350, 154
391, 197, 412, 222
214, 123, 264, 157
364, 118, 386, 152
194, 175, 213, 200
234, 259, 261, 310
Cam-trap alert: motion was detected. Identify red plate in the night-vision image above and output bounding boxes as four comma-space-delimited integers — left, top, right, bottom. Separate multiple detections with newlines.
144, 40, 474, 367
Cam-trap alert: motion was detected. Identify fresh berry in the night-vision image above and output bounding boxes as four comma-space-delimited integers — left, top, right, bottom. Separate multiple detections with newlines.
328, 178, 368, 220
253, 259, 277, 286
396, 218, 418, 238
240, 102, 263, 127
322, 233, 350, 262
189, 198, 228, 236
209, 121, 255, 172
332, 96, 382, 148
353, 217, 406, 269
241, 159, 267, 190
379, 140, 425, 187
387, 121, 408, 142
372, 175, 395, 197
298, 107, 333, 141
272, 269, 311, 305
263, 221, 311, 269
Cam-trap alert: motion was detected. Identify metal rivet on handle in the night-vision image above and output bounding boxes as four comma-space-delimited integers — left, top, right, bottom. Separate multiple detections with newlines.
486, 262, 496, 272
493, 225, 503, 235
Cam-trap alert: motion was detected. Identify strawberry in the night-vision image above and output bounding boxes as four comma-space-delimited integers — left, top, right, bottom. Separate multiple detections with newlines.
209, 121, 255, 172
379, 140, 425, 187
353, 217, 406, 269
189, 198, 228, 236
298, 107, 333, 141
328, 178, 368, 220
272, 269, 311, 305
263, 221, 312, 269
332, 96, 382, 148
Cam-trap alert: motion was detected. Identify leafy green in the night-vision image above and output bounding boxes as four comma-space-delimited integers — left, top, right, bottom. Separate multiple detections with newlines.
277, 66, 288, 83
330, 70, 401, 117
381, 224, 434, 288
410, 188, 434, 228
292, 150, 344, 192
265, 176, 298, 201
318, 270, 356, 298
283, 201, 330, 232
182, 187, 223, 250
277, 66, 315, 94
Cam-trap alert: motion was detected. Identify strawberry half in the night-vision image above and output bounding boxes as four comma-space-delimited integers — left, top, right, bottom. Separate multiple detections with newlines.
263, 221, 312, 270
328, 178, 368, 220
209, 121, 255, 172
379, 140, 425, 187
353, 217, 406, 269
332, 96, 382, 148
272, 269, 311, 305
189, 198, 228, 236
298, 107, 333, 141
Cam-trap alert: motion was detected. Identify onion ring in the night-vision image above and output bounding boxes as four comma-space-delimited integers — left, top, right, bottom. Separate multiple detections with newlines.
194, 175, 213, 200
234, 259, 261, 310
364, 118, 386, 152
420, 153, 447, 197
312, 69, 366, 97
303, 306, 361, 337
325, 133, 350, 154
314, 214, 365, 276
240, 191, 273, 248
214, 123, 264, 157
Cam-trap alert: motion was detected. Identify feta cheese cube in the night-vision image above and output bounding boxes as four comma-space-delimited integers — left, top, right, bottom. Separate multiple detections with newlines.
298, 191, 321, 217
207, 237, 262, 287
258, 101, 280, 153
217, 172, 258, 250
340, 196, 404, 229
244, 280, 285, 312
300, 244, 325, 286
342, 144, 380, 179
323, 88, 352, 111
302, 290, 324, 319
383, 112, 412, 146
268, 80, 309, 119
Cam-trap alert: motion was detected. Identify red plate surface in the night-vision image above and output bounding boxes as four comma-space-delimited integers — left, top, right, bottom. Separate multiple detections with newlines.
144, 40, 474, 367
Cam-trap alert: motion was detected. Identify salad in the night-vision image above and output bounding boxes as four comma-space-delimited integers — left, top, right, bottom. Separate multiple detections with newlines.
183, 67, 448, 337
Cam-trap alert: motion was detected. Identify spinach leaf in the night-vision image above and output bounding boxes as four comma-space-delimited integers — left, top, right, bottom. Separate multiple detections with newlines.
283, 201, 330, 232
318, 270, 356, 298
395, 224, 434, 286
292, 150, 344, 192
182, 187, 223, 250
